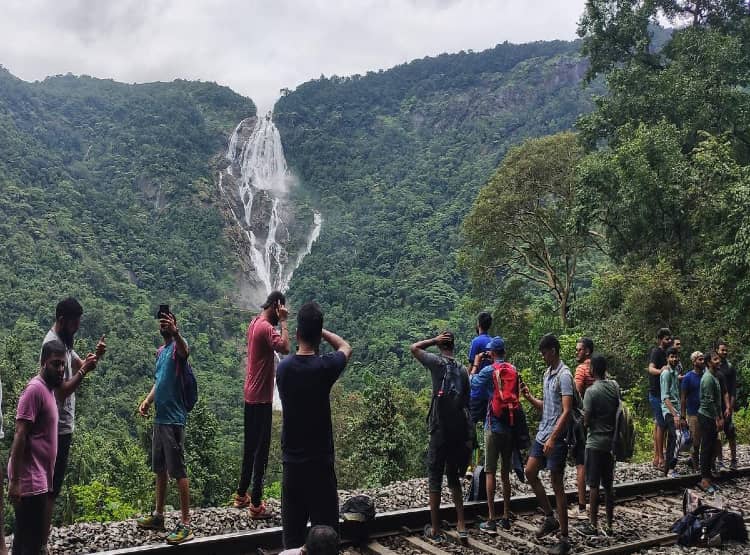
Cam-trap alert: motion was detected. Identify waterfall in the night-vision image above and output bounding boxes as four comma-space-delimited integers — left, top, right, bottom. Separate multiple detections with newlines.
221, 113, 321, 298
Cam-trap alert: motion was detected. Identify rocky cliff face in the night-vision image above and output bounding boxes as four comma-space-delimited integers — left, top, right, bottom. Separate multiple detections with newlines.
218, 114, 320, 308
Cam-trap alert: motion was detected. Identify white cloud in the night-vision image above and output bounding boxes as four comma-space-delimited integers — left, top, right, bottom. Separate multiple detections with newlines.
0, 0, 586, 112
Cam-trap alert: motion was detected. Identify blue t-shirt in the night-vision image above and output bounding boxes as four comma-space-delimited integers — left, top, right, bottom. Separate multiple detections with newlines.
154, 341, 187, 426
680, 370, 702, 417
469, 333, 492, 400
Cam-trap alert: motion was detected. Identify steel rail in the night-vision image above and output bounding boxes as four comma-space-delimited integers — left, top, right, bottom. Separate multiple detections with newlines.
96, 466, 750, 555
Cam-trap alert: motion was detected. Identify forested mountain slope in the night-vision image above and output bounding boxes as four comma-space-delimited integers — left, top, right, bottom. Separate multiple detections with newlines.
0, 67, 255, 510
276, 40, 598, 388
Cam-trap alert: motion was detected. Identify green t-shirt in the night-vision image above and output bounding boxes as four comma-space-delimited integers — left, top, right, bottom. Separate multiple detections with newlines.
660, 365, 681, 417
698, 371, 721, 420
583, 379, 620, 452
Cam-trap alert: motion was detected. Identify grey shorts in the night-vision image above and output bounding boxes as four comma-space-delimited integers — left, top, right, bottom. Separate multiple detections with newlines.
152, 424, 187, 479
484, 430, 512, 474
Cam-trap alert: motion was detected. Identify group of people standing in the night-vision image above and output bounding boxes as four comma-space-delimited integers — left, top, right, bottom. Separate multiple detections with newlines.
410, 312, 620, 555
647, 328, 739, 493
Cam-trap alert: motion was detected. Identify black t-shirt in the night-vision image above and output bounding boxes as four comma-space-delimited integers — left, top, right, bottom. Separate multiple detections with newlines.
276, 351, 348, 464
718, 359, 737, 402
648, 346, 667, 396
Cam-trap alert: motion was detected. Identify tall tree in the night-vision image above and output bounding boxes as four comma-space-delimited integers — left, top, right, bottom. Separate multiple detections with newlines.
461, 132, 594, 327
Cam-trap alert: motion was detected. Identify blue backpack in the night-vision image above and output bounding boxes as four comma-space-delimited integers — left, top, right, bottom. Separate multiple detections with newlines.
157, 344, 198, 412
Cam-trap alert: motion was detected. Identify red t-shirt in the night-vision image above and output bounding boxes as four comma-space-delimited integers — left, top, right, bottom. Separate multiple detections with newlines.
244, 316, 285, 404
575, 359, 595, 397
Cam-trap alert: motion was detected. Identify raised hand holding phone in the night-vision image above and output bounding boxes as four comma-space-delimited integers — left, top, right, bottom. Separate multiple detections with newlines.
95, 334, 107, 359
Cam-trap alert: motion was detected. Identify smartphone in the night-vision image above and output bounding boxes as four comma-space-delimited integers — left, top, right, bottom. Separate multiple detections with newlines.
156, 304, 170, 319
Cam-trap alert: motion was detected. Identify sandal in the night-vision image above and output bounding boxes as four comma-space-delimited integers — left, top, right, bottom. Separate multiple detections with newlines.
423, 524, 446, 544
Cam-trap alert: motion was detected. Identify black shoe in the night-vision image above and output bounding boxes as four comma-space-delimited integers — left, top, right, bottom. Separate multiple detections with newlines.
500, 517, 511, 530
535, 515, 560, 538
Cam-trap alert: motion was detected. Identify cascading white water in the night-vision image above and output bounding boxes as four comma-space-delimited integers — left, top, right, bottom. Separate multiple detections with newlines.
221, 113, 321, 298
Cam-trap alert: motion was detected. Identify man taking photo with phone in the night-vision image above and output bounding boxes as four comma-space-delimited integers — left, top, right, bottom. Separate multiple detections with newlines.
234, 291, 290, 518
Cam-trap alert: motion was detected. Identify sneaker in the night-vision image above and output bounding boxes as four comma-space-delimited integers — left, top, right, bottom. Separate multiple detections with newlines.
479, 519, 497, 533
670, 470, 680, 478
718, 459, 726, 470
136, 513, 165, 530
602, 524, 613, 537
575, 521, 599, 537
500, 517, 511, 530
457, 529, 469, 545
423, 524, 446, 544
249, 501, 273, 520
730, 460, 738, 471
166, 522, 194, 545
547, 537, 571, 555
233, 493, 251, 508
574, 505, 588, 520
535, 515, 560, 538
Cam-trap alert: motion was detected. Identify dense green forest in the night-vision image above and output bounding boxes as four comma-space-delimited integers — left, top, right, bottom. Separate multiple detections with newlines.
276, 40, 599, 388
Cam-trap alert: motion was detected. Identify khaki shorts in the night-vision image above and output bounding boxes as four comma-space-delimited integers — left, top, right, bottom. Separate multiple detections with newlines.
688, 415, 701, 448
484, 429, 512, 474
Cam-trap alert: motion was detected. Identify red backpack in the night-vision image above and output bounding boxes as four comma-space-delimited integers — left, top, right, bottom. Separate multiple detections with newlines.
490, 361, 520, 425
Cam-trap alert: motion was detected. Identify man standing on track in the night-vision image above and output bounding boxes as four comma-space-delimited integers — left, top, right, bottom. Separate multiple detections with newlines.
681, 352, 704, 472
698, 351, 724, 494
522, 334, 574, 555
647, 328, 671, 471
276, 302, 351, 550
573, 337, 594, 520
41, 298, 105, 548
661, 347, 684, 477
235, 291, 290, 518
716, 340, 738, 470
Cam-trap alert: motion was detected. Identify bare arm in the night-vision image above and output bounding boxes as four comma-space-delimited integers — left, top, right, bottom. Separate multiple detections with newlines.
410, 332, 450, 364
521, 383, 543, 411
139, 385, 157, 417
322, 329, 352, 361
648, 362, 663, 376
55, 353, 97, 401
8, 420, 32, 501
549, 394, 573, 443
160, 315, 189, 359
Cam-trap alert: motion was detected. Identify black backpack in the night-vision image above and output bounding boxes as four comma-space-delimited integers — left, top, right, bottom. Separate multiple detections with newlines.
671, 504, 747, 546
464, 465, 487, 502
340, 495, 376, 545
428, 357, 470, 443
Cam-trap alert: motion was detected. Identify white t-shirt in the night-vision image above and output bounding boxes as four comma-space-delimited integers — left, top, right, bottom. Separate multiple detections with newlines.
42, 329, 78, 435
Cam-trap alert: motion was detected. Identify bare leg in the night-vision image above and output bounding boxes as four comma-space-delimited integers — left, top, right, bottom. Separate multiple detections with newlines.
730, 437, 737, 464
177, 477, 190, 525
42, 495, 54, 548
429, 491, 441, 536
450, 485, 465, 532
551, 470, 568, 536
525, 457, 552, 516
485, 471, 496, 520
155, 472, 168, 515
604, 488, 614, 528
500, 470, 511, 520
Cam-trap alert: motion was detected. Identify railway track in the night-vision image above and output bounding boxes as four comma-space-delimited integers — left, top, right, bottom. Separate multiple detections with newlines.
98, 467, 750, 555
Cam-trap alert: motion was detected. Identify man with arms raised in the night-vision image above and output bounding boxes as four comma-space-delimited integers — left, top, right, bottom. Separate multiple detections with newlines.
235, 291, 290, 518
137, 308, 193, 545
276, 302, 351, 550
8, 340, 66, 555
42, 297, 105, 546
411, 331, 470, 544
522, 334, 574, 555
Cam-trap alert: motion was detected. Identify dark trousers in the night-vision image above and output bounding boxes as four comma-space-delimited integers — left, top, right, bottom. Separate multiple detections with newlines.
13, 494, 47, 555
664, 413, 678, 471
237, 403, 272, 505
699, 414, 718, 480
282, 460, 339, 549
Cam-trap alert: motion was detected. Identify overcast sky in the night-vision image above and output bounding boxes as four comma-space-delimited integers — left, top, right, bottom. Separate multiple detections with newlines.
0, 0, 587, 112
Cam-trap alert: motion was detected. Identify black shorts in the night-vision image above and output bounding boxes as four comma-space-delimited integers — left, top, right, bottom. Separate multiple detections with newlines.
52, 433, 73, 497
427, 435, 468, 493
585, 448, 614, 490
574, 438, 585, 466
152, 424, 187, 479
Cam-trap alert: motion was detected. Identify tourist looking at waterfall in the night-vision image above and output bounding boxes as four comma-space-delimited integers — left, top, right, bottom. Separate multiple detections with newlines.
8, 339, 66, 555
410, 331, 470, 544
276, 302, 351, 550
41, 297, 105, 548
136, 309, 193, 545
235, 290, 290, 519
